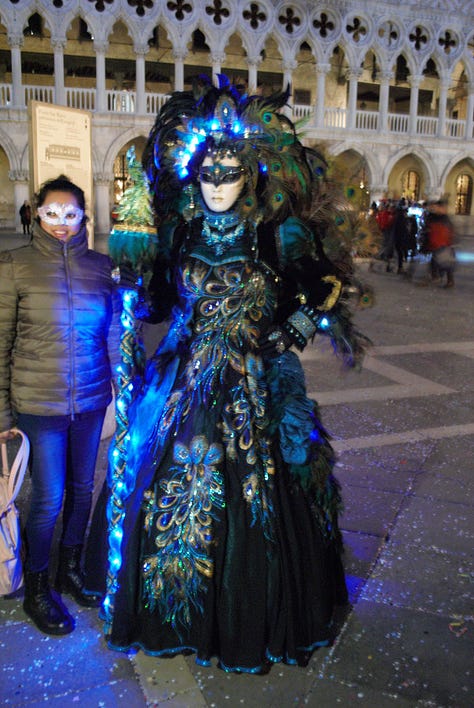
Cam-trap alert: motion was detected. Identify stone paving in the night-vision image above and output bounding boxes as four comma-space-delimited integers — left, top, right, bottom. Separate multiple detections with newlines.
1, 231, 473, 706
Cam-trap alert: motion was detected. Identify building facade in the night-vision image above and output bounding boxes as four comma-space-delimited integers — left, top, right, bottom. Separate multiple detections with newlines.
0, 0, 473, 234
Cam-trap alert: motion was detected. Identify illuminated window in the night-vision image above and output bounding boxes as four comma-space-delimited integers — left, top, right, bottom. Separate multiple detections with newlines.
402, 170, 420, 201
455, 174, 472, 215
113, 153, 128, 204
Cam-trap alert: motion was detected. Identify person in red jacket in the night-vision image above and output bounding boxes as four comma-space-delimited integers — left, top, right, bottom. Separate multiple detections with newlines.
424, 200, 456, 287
375, 201, 395, 271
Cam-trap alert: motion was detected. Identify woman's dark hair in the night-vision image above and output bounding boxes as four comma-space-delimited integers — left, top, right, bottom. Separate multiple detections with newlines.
35, 175, 87, 215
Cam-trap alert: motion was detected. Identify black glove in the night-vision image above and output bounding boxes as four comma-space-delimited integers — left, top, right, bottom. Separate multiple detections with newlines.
112, 264, 143, 290
257, 326, 293, 357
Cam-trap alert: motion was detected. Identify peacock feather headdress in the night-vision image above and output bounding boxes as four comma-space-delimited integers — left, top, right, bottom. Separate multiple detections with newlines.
142, 75, 317, 227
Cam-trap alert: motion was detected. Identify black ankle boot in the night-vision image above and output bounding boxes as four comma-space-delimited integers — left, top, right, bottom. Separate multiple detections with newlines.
56, 545, 102, 608
23, 569, 74, 635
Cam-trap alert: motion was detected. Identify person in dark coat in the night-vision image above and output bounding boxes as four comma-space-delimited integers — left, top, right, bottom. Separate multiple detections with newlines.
393, 201, 410, 274
19, 200, 31, 234
0, 176, 121, 636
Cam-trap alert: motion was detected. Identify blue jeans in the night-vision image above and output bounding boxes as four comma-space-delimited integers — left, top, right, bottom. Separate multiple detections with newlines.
17, 410, 106, 573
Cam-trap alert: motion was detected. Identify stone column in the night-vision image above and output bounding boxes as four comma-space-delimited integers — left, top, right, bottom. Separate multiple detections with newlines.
94, 173, 114, 236
246, 57, 261, 93
94, 40, 108, 113
173, 50, 186, 91
211, 53, 225, 84
51, 37, 66, 106
465, 83, 474, 141
282, 59, 296, 92
8, 33, 24, 108
10, 170, 30, 232
370, 186, 389, 204
315, 63, 330, 128
409, 75, 422, 135
281, 59, 297, 118
437, 77, 450, 138
347, 70, 362, 130
134, 44, 148, 114
378, 71, 392, 134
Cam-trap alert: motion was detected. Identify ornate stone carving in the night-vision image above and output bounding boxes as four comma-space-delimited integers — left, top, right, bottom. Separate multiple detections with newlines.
205, 0, 231, 26
87, 0, 113, 12
9, 170, 29, 182
166, 0, 193, 21
94, 172, 114, 185
127, 0, 154, 17
7, 33, 24, 49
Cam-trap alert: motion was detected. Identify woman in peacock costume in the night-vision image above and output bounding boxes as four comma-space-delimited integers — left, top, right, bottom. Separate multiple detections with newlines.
87, 76, 369, 673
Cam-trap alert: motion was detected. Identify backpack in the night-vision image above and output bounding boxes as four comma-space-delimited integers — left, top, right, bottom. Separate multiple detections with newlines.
0, 429, 30, 596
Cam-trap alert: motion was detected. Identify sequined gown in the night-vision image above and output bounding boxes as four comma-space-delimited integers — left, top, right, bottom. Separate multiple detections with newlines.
91, 215, 348, 673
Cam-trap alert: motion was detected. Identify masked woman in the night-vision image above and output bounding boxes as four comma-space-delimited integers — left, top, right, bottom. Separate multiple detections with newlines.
0, 176, 121, 635
87, 78, 367, 672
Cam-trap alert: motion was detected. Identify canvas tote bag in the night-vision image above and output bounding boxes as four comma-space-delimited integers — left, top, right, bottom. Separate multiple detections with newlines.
0, 429, 30, 596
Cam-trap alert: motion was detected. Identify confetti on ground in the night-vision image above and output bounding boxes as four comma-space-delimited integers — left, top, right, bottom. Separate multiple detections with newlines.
448, 618, 471, 638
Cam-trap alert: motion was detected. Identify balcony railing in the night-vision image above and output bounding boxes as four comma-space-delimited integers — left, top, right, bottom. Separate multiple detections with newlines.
25, 84, 54, 104
66, 86, 95, 111
0, 83, 472, 141
388, 113, 409, 133
324, 106, 347, 129
355, 109, 379, 131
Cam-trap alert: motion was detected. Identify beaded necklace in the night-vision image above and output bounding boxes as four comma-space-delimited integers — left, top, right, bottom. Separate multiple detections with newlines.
201, 208, 246, 256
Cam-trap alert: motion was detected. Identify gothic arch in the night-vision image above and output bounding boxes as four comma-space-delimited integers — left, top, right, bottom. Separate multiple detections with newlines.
102, 128, 150, 177
383, 146, 436, 194
440, 151, 474, 185
0, 128, 20, 173
327, 142, 381, 186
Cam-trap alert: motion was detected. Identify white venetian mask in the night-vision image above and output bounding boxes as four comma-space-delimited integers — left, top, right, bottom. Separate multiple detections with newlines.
37, 202, 84, 227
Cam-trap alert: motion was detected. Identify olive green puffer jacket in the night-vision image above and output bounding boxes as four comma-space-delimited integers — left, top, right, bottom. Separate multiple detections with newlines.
0, 222, 121, 431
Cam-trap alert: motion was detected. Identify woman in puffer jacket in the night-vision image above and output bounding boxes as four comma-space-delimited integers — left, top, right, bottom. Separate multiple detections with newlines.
0, 175, 121, 636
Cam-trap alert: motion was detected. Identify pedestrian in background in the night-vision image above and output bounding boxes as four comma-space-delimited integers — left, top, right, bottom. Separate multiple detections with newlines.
375, 201, 395, 271
393, 200, 410, 274
19, 200, 31, 235
0, 175, 121, 636
424, 199, 456, 287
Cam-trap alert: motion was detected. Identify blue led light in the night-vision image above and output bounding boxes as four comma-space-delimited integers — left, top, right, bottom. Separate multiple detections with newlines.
111, 555, 121, 570
319, 316, 329, 329
112, 527, 123, 541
